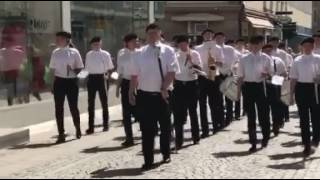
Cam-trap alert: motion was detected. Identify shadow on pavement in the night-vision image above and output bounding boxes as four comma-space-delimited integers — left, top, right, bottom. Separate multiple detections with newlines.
113, 136, 142, 142
9, 139, 75, 150
267, 157, 320, 170
90, 162, 163, 178
281, 140, 302, 148
234, 139, 262, 145
91, 167, 143, 178
212, 150, 260, 158
81, 145, 135, 154
269, 152, 305, 160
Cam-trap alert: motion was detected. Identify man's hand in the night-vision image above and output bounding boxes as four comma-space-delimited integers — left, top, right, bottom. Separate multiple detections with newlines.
129, 91, 136, 106
161, 89, 169, 104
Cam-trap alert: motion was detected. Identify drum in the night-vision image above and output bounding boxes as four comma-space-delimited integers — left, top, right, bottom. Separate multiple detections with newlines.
281, 80, 294, 106
220, 76, 239, 102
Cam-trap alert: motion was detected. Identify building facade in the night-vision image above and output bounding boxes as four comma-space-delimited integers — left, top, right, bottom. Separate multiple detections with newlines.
160, 1, 312, 49
0, 1, 163, 107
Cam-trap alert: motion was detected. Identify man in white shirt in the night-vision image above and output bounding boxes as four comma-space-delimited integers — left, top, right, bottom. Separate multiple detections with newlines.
262, 44, 287, 137
269, 37, 291, 124
235, 39, 250, 119
290, 37, 320, 156
278, 42, 294, 123
195, 29, 224, 138
129, 24, 180, 170
85, 37, 114, 135
237, 36, 272, 153
49, 31, 84, 144
215, 32, 239, 125
116, 33, 139, 147
172, 35, 202, 150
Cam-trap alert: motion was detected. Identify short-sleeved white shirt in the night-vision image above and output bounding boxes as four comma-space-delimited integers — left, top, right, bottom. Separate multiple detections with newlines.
238, 52, 272, 83
130, 42, 180, 92
175, 49, 202, 81
49, 47, 84, 78
289, 54, 320, 83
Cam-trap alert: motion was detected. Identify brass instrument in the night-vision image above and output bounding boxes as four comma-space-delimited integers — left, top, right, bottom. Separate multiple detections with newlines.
207, 48, 217, 81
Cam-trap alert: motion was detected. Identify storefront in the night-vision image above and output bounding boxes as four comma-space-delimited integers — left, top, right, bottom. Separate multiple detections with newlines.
0, 1, 62, 107
0, 1, 164, 108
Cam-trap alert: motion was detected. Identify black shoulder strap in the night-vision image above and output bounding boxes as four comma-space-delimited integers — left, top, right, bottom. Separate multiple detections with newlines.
157, 47, 165, 82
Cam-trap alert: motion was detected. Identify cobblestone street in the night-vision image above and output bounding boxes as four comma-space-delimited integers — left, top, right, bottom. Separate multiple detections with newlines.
1, 105, 320, 179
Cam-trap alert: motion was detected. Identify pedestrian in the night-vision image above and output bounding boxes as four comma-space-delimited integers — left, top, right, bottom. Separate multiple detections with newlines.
85, 37, 114, 135
262, 44, 287, 136
116, 33, 139, 147
195, 29, 224, 138
289, 37, 320, 156
269, 37, 291, 123
173, 35, 202, 150
237, 35, 271, 153
49, 31, 84, 144
129, 24, 180, 170
215, 32, 240, 125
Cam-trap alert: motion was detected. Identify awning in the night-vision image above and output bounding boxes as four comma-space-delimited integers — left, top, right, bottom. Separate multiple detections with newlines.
171, 13, 224, 22
246, 16, 274, 30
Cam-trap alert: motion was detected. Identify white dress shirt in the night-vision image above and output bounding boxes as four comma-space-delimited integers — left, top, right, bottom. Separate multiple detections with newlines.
50, 47, 84, 78
272, 48, 290, 68
238, 51, 272, 83
195, 41, 224, 75
85, 49, 114, 74
130, 42, 180, 92
117, 48, 138, 80
289, 53, 320, 83
175, 49, 202, 81
219, 44, 239, 75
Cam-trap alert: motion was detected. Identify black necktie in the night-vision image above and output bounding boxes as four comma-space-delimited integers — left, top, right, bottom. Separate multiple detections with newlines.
273, 59, 277, 74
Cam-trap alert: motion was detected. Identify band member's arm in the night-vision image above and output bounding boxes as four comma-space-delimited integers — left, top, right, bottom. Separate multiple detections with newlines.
68, 50, 84, 75
116, 75, 123, 98
129, 75, 138, 106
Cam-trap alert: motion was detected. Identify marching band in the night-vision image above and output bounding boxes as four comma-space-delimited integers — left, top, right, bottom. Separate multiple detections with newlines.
48, 24, 320, 170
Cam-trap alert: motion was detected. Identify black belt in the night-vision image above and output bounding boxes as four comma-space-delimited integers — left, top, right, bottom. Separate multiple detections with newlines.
137, 90, 161, 96
174, 80, 197, 86
244, 82, 263, 85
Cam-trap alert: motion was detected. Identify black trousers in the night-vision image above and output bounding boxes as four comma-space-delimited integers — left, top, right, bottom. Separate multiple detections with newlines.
53, 77, 81, 136
87, 74, 109, 130
235, 99, 241, 119
295, 83, 320, 147
121, 79, 136, 142
199, 76, 225, 134
283, 105, 290, 120
173, 80, 200, 147
266, 83, 284, 132
137, 90, 171, 165
242, 82, 270, 146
